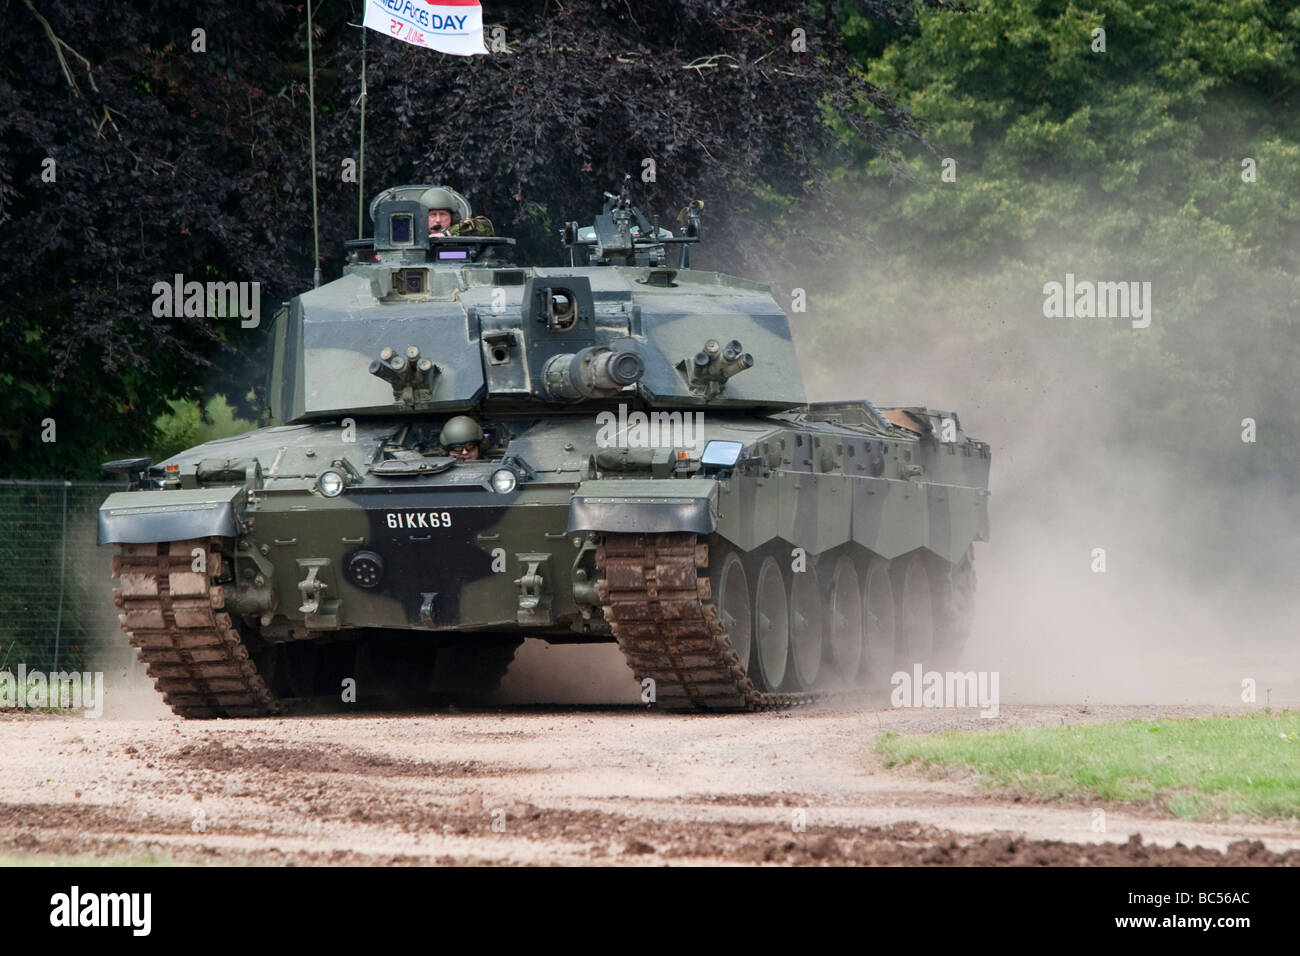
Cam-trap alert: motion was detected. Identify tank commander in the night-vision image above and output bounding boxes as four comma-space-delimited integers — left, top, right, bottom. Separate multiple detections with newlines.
441, 415, 485, 461
427, 206, 455, 236
424, 185, 494, 239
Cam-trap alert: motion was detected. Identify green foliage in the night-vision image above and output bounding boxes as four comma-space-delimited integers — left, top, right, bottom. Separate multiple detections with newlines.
0, 849, 179, 866
151, 396, 257, 464
0, 2, 299, 480
850, 0, 1300, 268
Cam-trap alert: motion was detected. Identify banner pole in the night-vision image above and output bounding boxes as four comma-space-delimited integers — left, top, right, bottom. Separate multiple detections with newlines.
307, 0, 321, 288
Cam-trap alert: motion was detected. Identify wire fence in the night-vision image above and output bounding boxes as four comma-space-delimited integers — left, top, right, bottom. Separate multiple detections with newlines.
0, 480, 130, 674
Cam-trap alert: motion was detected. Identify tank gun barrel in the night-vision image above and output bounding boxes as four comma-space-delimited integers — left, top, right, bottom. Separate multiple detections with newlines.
543, 346, 645, 401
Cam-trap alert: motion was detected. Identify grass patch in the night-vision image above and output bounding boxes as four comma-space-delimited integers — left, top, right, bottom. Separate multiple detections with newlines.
876, 711, 1300, 821
0, 849, 179, 866
0, 644, 71, 714
0, 685, 70, 715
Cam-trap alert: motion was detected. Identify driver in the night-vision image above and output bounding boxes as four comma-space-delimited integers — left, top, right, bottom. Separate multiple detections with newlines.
440, 415, 485, 461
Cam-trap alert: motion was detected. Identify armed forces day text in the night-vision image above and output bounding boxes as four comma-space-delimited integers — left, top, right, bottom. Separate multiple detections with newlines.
375, 0, 472, 31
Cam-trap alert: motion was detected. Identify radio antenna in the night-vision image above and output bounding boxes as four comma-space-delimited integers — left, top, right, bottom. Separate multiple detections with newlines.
357, 24, 367, 240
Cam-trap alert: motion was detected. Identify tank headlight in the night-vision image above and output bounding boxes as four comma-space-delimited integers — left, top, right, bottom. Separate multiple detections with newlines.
490, 468, 518, 494
318, 469, 346, 497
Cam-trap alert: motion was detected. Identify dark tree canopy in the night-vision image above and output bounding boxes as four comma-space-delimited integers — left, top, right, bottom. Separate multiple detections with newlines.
0, 0, 308, 477
0, 0, 916, 478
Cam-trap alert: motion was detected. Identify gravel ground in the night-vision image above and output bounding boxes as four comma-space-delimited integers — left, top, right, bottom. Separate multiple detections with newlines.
1, 691, 1296, 866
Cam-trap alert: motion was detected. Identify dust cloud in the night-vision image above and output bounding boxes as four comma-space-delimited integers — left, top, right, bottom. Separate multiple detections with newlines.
795, 248, 1300, 709
93, 652, 173, 720
69, 510, 173, 720
495, 641, 642, 706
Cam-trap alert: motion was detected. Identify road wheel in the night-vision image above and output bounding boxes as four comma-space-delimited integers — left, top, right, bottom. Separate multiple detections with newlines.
891, 551, 935, 671
860, 556, 897, 690
827, 554, 863, 684
787, 560, 824, 689
752, 555, 789, 691
713, 549, 752, 675
929, 547, 977, 666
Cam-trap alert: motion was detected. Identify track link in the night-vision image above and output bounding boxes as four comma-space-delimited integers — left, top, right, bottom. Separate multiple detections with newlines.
112, 537, 279, 718
596, 532, 818, 711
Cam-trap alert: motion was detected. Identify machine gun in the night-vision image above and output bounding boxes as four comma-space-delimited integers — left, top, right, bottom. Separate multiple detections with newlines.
561, 176, 702, 268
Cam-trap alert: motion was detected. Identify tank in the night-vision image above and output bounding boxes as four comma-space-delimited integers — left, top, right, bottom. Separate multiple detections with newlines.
98, 180, 991, 716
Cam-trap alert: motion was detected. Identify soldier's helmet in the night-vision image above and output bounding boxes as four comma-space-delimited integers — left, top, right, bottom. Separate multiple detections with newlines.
420, 185, 471, 220
440, 415, 484, 449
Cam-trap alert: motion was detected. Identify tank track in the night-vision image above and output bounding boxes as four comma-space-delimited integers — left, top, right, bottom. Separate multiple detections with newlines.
596, 532, 818, 711
112, 537, 279, 718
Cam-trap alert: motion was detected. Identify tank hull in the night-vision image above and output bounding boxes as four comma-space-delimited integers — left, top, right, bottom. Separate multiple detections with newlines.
101, 405, 988, 713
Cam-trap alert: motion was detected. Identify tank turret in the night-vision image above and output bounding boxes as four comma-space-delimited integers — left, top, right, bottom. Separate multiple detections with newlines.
266, 182, 803, 422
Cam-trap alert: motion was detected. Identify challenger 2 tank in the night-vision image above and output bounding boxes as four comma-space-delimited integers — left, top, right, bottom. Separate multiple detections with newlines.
98, 181, 991, 716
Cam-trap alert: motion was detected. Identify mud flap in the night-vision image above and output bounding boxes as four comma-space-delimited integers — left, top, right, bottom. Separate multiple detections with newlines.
566, 478, 717, 534
98, 487, 245, 544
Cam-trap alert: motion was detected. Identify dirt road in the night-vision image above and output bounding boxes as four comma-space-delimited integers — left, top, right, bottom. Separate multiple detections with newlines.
2, 694, 1296, 866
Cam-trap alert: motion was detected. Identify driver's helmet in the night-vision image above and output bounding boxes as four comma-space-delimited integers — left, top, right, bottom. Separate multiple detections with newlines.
440, 415, 484, 450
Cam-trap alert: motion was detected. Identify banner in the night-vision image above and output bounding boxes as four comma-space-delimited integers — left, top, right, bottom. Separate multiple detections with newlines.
362, 0, 488, 56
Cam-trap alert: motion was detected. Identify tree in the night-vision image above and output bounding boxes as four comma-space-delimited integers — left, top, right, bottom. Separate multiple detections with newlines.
0, 0, 315, 478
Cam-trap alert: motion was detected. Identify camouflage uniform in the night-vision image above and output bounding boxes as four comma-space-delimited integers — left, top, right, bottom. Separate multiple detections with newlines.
448, 216, 494, 237
423, 185, 492, 237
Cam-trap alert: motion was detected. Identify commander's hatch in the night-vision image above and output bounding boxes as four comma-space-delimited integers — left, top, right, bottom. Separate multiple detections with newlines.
343, 183, 516, 265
